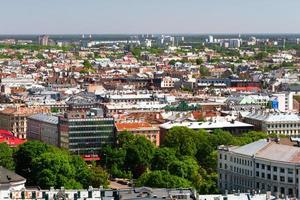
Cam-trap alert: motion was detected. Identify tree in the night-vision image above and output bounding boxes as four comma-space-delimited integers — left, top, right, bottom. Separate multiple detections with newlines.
255, 51, 268, 60
199, 66, 211, 77
196, 58, 204, 65
14, 141, 50, 185
32, 152, 78, 189
136, 170, 191, 188
89, 165, 109, 188
151, 148, 177, 171
83, 60, 92, 68
0, 143, 15, 170
163, 127, 198, 156
125, 136, 155, 178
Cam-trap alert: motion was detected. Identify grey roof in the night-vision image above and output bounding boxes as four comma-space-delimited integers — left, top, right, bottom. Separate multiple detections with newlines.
28, 113, 59, 125
230, 140, 269, 156
229, 139, 300, 163
243, 111, 300, 122
0, 166, 26, 184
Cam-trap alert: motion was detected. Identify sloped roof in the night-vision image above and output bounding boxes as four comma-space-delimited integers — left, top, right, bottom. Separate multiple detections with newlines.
0, 166, 26, 184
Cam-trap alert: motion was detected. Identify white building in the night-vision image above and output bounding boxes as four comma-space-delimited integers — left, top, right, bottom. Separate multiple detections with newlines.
218, 139, 300, 198
0, 167, 26, 199
242, 111, 300, 136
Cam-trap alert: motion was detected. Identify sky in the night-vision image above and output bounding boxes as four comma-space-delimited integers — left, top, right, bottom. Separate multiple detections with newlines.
0, 0, 300, 34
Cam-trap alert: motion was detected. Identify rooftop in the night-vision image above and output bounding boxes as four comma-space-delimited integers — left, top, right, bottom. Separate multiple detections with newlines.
226, 139, 300, 164
0, 166, 26, 184
28, 113, 59, 125
115, 122, 159, 132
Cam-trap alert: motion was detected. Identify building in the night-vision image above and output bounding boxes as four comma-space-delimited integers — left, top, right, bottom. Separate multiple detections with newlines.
27, 114, 59, 146
218, 139, 300, 198
38, 35, 49, 46
58, 109, 115, 158
199, 192, 275, 200
0, 166, 26, 200
8, 187, 196, 200
242, 111, 300, 136
115, 122, 160, 146
0, 106, 50, 139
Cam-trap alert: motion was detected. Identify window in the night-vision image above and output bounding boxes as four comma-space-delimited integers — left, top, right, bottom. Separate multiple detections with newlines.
280, 168, 285, 173
267, 174, 271, 179
256, 163, 259, 168
273, 175, 277, 181
267, 165, 271, 171
261, 164, 265, 170
256, 172, 259, 177
288, 168, 293, 174
288, 177, 293, 183
273, 166, 277, 172
219, 163, 222, 168
261, 173, 265, 178
256, 182, 260, 189
274, 186, 278, 193
280, 176, 285, 182
224, 155, 227, 160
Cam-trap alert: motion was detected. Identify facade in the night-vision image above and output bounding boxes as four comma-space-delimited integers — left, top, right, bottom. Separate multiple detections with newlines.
0, 106, 50, 139
242, 111, 300, 136
58, 110, 115, 156
27, 113, 59, 146
8, 187, 195, 200
218, 139, 300, 198
115, 122, 160, 146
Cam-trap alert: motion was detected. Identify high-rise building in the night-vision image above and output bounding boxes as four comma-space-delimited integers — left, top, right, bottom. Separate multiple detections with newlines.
208, 35, 214, 43
38, 35, 49, 46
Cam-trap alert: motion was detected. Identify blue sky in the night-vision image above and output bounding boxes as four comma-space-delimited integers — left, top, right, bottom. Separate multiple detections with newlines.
0, 0, 300, 34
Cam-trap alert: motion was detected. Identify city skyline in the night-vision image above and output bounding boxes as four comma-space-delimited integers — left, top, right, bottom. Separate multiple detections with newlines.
1, 0, 300, 34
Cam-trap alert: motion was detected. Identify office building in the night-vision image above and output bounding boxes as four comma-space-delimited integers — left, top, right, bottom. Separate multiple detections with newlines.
58, 109, 115, 157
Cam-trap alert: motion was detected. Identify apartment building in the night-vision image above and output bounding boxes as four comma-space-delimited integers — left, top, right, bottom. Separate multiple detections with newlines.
0, 106, 50, 139
115, 122, 160, 146
218, 139, 300, 198
27, 113, 59, 146
242, 111, 300, 136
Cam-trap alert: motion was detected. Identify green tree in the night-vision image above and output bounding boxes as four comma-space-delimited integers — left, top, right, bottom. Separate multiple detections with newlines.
83, 60, 92, 68
32, 152, 78, 189
163, 127, 198, 156
89, 165, 109, 188
0, 143, 15, 170
199, 66, 211, 77
136, 170, 191, 188
151, 148, 177, 171
14, 141, 50, 185
196, 58, 204, 65
255, 51, 268, 60
125, 136, 155, 178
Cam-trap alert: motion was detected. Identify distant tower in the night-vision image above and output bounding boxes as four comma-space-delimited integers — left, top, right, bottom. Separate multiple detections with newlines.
38, 35, 49, 46
283, 38, 286, 49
